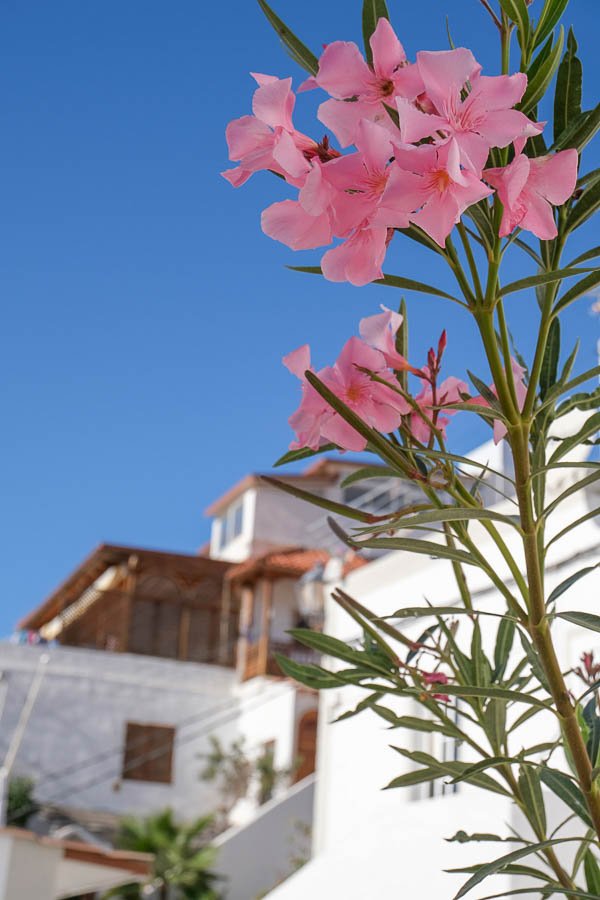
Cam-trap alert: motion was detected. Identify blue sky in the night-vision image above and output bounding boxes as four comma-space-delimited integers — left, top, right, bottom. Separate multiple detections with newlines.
1, 0, 598, 635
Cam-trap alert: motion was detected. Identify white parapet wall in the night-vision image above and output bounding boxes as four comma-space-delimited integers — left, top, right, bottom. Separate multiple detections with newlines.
213, 775, 315, 900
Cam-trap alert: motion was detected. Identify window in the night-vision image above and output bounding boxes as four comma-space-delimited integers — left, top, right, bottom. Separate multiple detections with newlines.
215, 499, 245, 550
122, 722, 175, 784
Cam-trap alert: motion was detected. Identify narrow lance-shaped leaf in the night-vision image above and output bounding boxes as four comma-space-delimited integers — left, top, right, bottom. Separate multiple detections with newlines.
260, 475, 384, 523
494, 618, 516, 681
548, 411, 600, 463
539, 318, 560, 400
533, 0, 569, 49
556, 611, 600, 634
554, 27, 582, 141
273, 443, 337, 468
566, 177, 600, 233
547, 565, 599, 607
553, 103, 600, 154
584, 850, 600, 895
539, 767, 593, 827
287, 265, 464, 303
521, 29, 564, 115
498, 267, 590, 297
518, 764, 547, 836
362, 0, 390, 65
256, 0, 319, 74
452, 838, 586, 899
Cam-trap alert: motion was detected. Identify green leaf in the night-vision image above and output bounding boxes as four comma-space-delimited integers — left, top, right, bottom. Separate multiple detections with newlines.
453, 838, 578, 898
377, 507, 522, 533
548, 411, 600, 463
287, 628, 393, 676
464, 201, 495, 252
434, 684, 553, 712
446, 831, 526, 844
555, 387, 600, 418
498, 266, 589, 297
518, 764, 547, 835
556, 611, 600, 634
362, 0, 390, 66
554, 28, 582, 141
287, 265, 463, 303
498, 0, 531, 55
584, 850, 600, 894
570, 245, 600, 266
349, 535, 479, 565
397, 224, 446, 255
533, 0, 569, 48
340, 465, 398, 488
540, 767, 593, 827
273, 443, 337, 467
385, 767, 442, 789
494, 618, 516, 682
448, 756, 516, 786
256, 0, 319, 74
273, 654, 346, 689
521, 29, 564, 116
539, 318, 560, 400
485, 699, 508, 749
260, 475, 381, 523
547, 566, 600, 606
554, 103, 600, 153
391, 748, 511, 796
566, 178, 600, 233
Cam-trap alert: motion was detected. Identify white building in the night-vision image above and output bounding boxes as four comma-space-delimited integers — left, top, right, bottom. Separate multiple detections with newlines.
268, 425, 600, 899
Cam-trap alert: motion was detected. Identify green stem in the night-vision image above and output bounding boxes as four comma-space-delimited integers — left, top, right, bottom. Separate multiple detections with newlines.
510, 425, 600, 842
457, 222, 484, 303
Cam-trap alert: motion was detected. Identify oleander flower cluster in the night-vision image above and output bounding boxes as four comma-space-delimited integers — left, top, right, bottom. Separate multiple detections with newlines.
283, 305, 527, 453
223, 18, 578, 286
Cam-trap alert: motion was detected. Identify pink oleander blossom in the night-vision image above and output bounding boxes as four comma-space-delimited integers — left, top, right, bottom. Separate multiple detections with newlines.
408, 373, 468, 444
395, 48, 543, 173
470, 358, 528, 443
264, 120, 405, 285
359, 305, 420, 373
378, 138, 493, 247
284, 337, 410, 452
222, 74, 332, 187
484, 149, 578, 239
307, 18, 423, 147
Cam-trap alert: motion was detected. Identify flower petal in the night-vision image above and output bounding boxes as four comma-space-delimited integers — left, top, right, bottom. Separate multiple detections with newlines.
261, 200, 332, 250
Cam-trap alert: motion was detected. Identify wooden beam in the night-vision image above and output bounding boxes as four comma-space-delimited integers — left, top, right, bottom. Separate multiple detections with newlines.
257, 579, 273, 676
236, 584, 254, 681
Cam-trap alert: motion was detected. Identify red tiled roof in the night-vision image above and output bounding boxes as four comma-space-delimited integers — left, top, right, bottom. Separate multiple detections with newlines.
225, 547, 369, 583
226, 547, 330, 583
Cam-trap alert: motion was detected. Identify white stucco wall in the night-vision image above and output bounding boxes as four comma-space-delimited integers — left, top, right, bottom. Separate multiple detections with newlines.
0, 643, 300, 822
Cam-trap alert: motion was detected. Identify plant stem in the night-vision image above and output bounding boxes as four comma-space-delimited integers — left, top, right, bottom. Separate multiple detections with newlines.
510, 424, 600, 843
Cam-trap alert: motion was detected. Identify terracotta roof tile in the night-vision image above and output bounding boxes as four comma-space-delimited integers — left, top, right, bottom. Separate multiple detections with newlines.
226, 547, 330, 583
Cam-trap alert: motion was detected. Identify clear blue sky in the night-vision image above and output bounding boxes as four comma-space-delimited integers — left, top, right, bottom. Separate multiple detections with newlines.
1, 0, 598, 635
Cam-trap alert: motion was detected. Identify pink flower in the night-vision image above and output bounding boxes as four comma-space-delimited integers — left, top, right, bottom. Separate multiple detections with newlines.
484, 149, 578, 240
222, 74, 326, 188
409, 373, 468, 443
284, 338, 410, 452
283, 345, 332, 451
379, 139, 493, 247
264, 120, 403, 285
308, 18, 423, 147
396, 49, 543, 173
359, 305, 417, 373
470, 358, 528, 443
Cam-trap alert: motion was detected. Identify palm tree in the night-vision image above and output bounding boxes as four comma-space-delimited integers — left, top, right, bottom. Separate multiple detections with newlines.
104, 809, 222, 900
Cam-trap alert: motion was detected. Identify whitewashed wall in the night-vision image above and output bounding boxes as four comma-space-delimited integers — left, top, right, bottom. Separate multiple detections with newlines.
0, 643, 299, 822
